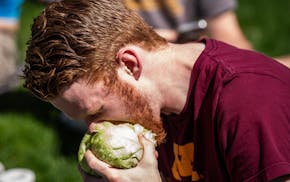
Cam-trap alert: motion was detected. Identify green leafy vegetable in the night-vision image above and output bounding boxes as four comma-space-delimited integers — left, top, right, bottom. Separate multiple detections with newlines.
78, 121, 156, 176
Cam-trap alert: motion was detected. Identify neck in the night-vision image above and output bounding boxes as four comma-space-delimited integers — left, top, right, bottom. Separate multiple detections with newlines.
151, 42, 205, 115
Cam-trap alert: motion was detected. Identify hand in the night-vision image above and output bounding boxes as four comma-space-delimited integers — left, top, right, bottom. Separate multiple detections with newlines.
81, 135, 162, 182
79, 167, 108, 182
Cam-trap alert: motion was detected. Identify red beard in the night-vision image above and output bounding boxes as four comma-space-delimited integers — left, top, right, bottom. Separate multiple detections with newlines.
111, 80, 166, 144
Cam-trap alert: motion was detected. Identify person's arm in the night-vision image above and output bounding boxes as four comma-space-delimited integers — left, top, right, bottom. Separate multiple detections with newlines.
206, 10, 290, 68
271, 175, 290, 182
275, 55, 290, 68
206, 10, 252, 50
81, 135, 162, 182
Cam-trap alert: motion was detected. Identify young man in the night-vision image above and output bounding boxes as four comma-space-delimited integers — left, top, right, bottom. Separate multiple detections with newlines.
23, 0, 290, 181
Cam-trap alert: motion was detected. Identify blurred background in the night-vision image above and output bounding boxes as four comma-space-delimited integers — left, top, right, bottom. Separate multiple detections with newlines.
0, 0, 289, 181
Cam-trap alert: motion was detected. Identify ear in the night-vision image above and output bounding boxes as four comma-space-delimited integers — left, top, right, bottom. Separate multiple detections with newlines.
116, 47, 142, 80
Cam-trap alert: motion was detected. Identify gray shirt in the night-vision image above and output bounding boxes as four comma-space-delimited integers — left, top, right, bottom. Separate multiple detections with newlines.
124, 0, 237, 30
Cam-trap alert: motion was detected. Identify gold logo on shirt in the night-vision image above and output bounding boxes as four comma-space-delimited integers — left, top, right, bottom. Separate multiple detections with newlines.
172, 143, 200, 181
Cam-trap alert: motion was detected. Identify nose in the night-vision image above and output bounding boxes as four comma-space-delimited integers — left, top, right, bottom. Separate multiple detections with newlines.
84, 116, 105, 134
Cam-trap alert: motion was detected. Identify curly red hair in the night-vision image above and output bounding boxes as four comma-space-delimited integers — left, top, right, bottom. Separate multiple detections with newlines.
23, 0, 166, 100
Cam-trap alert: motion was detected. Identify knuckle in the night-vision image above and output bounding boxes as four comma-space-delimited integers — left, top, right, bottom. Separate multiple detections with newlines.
141, 156, 158, 167
86, 157, 96, 167
108, 173, 120, 182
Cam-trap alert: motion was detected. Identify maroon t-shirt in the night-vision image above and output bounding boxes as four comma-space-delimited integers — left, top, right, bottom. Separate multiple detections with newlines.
157, 39, 290, 181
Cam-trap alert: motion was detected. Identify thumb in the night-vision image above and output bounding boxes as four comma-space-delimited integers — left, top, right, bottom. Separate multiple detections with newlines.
138, 134, 158, 166
84, 150, 112, 178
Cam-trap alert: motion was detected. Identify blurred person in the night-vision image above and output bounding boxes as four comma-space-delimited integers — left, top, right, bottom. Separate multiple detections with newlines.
124, 0, 251, 48
0, 0, 24, 93
124, 0, 290, 67
277, 54, 290, 68
23, 0, 290, 181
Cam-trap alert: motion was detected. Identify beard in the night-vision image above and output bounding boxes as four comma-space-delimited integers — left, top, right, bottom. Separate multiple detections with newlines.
111, 79, 166, 144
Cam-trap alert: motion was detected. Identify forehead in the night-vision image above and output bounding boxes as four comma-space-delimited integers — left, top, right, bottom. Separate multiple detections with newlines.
58, 79, 108, 102
50, 79, 109, 119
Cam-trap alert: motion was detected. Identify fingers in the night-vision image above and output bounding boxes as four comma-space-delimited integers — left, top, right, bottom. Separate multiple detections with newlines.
155, 150, 159, 159
138, 135, 158, 167
83, 142, 160, 182
84, 151, 123, 182
78, 165, 107, 182
84, 150, 112, 178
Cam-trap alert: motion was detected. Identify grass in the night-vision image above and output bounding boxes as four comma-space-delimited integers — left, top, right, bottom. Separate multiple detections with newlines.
0, 90, 84, 181
236, 0, 290, 57
0, 113, 81, 182
17, 0, 45, 64
0, 0, 289, 181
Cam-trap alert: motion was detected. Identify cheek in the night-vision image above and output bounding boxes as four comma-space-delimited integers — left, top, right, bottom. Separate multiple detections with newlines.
103, 97, 129, 120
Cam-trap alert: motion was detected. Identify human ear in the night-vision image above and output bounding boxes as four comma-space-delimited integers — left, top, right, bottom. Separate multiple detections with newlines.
116, 47, 142, 80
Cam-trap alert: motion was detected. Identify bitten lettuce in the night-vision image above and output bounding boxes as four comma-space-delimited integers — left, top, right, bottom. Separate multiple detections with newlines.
78, 121, 157, 176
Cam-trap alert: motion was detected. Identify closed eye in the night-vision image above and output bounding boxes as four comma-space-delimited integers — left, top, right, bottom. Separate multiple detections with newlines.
85, 106, 104, 123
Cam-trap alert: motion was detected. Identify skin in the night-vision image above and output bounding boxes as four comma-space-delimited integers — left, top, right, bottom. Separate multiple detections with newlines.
52, 78, 162, 181
206, 10, 252, 49
51, 77, 162, 137
0, 18, 19, 32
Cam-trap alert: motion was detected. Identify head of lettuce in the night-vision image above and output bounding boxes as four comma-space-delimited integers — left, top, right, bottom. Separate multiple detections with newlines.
78, 121, 157, 176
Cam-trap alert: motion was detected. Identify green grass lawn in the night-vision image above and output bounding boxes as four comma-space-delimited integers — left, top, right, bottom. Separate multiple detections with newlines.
17, 0, 45, 63
1, 0, 289, 181
0, 90, 83, 181
0, 113, 81, 182
237, 0, 290, 57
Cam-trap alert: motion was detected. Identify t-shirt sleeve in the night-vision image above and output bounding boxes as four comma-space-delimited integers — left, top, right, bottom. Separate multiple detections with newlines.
196, 0, 237, 18
217, 74, 290, 181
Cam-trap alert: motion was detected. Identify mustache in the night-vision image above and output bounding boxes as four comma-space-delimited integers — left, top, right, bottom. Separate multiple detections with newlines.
130, 116, 166, 145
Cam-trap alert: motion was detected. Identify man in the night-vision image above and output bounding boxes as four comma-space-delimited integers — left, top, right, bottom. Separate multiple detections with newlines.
23, 0, 290, 181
